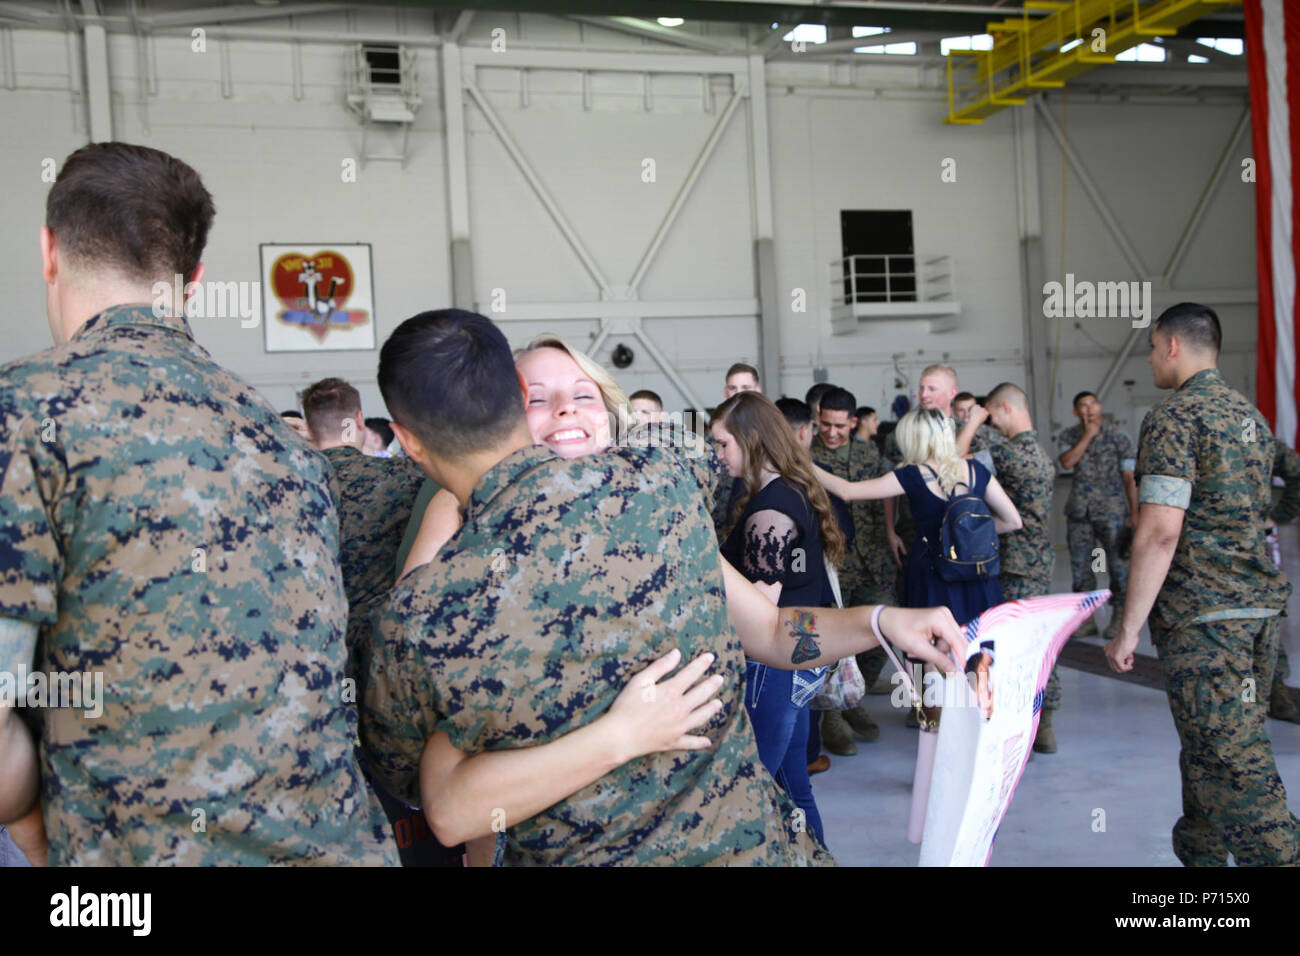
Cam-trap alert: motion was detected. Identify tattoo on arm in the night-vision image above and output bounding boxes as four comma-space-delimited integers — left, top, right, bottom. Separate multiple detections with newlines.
786, 610, 822, 666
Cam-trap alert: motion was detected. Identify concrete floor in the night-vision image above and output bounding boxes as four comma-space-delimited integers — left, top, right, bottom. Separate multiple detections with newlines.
813, 518, 1300, 867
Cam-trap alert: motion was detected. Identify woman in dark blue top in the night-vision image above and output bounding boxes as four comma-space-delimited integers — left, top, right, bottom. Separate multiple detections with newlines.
712, 391, 846, 844
813, 407, 1021, 627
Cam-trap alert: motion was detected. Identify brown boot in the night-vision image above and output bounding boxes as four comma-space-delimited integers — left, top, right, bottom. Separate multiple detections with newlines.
1033, 708, 1058, 753
842, 703, 881, 742
807, 755, 831, 775
820, 710, 858, 756
1074, 617, 1098, 638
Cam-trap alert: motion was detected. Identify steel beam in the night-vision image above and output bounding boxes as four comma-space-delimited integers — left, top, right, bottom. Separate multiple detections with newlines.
466, 81, 613, 294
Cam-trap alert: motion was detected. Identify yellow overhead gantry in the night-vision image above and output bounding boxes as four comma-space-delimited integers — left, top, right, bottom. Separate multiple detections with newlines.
945, 0, 1241, 124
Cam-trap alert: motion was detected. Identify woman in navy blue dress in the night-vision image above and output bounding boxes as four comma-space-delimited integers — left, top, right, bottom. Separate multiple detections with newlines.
712, 391, 846, 844
812, 407, 1021, 627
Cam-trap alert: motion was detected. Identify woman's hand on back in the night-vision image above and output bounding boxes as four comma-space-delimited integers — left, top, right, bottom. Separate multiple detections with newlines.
604, 648, 725, 764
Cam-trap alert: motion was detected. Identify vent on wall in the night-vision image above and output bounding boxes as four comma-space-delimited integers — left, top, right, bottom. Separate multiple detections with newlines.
346, 44, 423, 165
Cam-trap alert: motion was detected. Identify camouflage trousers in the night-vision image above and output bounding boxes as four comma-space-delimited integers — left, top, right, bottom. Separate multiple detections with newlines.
1151, 616, 1300, 866
1001, 572, 1062, 710
1067, 512, 1129, 605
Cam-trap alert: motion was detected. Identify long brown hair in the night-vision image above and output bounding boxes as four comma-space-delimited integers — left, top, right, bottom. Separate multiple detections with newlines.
713, 391, 846, 566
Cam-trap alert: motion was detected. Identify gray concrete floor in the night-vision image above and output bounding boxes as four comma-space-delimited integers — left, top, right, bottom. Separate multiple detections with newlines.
813, 514, 1300, 867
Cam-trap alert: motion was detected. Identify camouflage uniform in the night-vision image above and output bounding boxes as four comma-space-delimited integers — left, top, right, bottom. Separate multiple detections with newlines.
0, 304, 395, 866
811, 436, 892, 692
1268, 440, 1300, 689
988, 431, 1058, 707
1136, 367, 1299, 866
1058, 421, 1135, 605
322, 446, 424, 684
362, 439, 833, 866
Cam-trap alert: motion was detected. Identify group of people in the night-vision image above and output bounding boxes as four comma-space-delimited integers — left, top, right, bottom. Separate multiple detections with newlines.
0, 141, 1296, 868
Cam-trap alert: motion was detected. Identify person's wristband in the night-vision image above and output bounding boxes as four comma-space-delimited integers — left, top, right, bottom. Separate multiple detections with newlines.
870, 605, 886, 645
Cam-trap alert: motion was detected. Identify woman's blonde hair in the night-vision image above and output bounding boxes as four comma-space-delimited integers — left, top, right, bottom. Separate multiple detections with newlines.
516, 334, 631, 424
895, 407, 968, 495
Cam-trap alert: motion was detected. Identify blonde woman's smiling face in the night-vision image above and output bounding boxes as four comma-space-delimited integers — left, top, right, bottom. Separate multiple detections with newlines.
517, 347, 612, 459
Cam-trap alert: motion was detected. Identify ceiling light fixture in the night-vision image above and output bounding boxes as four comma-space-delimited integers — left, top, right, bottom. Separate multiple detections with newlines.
657, 17, 684, 27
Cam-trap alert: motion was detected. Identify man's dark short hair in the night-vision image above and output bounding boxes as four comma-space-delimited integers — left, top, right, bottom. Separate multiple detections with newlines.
46, 142, 214, 284
1154, 302, 1222, 354
987, 382, 1027, 409
955, 392, 976, 405
805, 382, 834, 409
378, 309, 524, 457
775, 397, 812, 428
301, 377, 362, 441
629, 389, 663, 410
819, 386, 857, 417
856, 406, 875, 420
726, 362, 759, 384
1073, 390, 1097, 408
365, 417, 395, 446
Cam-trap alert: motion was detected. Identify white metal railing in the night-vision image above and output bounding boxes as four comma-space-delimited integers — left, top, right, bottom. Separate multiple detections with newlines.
346, 44, 422, 120
831, 253, 954, 306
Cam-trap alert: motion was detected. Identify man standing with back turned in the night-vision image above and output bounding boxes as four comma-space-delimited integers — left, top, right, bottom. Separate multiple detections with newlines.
0, 143, 394, 865
1106, 302, 1300, 866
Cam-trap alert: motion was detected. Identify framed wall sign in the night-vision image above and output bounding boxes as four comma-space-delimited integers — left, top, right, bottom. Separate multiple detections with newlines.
260, 243, 376, 352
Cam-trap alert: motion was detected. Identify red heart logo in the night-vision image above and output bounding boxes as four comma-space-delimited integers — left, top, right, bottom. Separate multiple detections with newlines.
269, 250, 369, 342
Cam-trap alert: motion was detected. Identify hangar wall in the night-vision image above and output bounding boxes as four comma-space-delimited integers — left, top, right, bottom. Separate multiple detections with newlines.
0, 7, 1255, 439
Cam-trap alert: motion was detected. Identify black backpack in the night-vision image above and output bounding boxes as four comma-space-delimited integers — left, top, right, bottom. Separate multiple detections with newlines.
922, 463, 1000, 582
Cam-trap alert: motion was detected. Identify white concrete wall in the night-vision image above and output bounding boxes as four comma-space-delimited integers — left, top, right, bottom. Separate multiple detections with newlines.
0, 10, 1255, 434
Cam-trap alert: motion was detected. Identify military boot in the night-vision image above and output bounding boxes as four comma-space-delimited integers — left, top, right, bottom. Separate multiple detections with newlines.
1074, 617, 1098, 638
1102, 607, 1124, 640
1269, 680, 1300, 724
820, 709, 858, 756
842, 702, 880, 742
1033, 708, 1057, 753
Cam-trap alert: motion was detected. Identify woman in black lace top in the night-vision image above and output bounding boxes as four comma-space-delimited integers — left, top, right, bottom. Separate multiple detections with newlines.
712, 391, 846, 845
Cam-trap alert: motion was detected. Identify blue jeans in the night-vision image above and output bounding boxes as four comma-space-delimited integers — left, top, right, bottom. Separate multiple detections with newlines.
745, 660, 825, 844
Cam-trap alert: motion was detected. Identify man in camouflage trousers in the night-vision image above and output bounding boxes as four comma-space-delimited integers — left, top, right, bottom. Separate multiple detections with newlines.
1106, 303, 1300, 867
1058, 390, 1138, 638
977, 384, 1059, 752
0, 143, 394, 865
1266, 439, 1300, 723
810, 387, 892, 753
301, 376, 449, 866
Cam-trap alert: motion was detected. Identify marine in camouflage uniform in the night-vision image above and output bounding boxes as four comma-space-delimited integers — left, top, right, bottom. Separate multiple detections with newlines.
1266, 439, 1300, 720
322, 447, 424, 685
1136, 367, 1299, 866
811, 434, 892, 743
1058, 420, 1135, 611
362, 437, 833, 866
987, 429, 1058, 709
0, 304, 395, 866
322, 445, 452, 865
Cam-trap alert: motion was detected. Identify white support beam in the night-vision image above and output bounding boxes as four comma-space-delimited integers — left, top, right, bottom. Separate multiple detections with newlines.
0, 2, 43, 23
80, 1, 112, 142
568, 15, 741, 55
747, 54, 779, 393
1163, 104, 1250, 283
633, 321, 706, 410
478, 299, 758, 321
141, 3, 344, 30
770, 29, 947, 58
466, 81, 612, 294
628, 91, 742, 292
446, 8, 474, 43
443, 41, 474, 310
462, 46, 747, 77
1034, 96, 1150, 279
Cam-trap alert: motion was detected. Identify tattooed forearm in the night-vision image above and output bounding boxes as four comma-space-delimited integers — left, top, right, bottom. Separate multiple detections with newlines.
786, 610, 822, 666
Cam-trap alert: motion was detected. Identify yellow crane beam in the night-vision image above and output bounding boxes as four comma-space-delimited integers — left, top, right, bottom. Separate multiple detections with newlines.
945, 0, 1241, 124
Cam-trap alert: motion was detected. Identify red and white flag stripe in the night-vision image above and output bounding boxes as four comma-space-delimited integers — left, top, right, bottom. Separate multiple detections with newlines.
1247, 0, 1300, 447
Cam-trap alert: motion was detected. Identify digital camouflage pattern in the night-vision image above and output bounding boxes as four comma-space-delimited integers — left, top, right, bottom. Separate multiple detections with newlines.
811, 436, 893, 605
322, 446, 424, 683
0, 304, 395, 866
1270, 438, 1300, 525
1151, 617, 1299, 865
1138, 367, 1298, 865
1060, 421, 1135, 601
362, 439, 833, 867
987, 430, 1054, 583
1136, 368, 1291, 631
